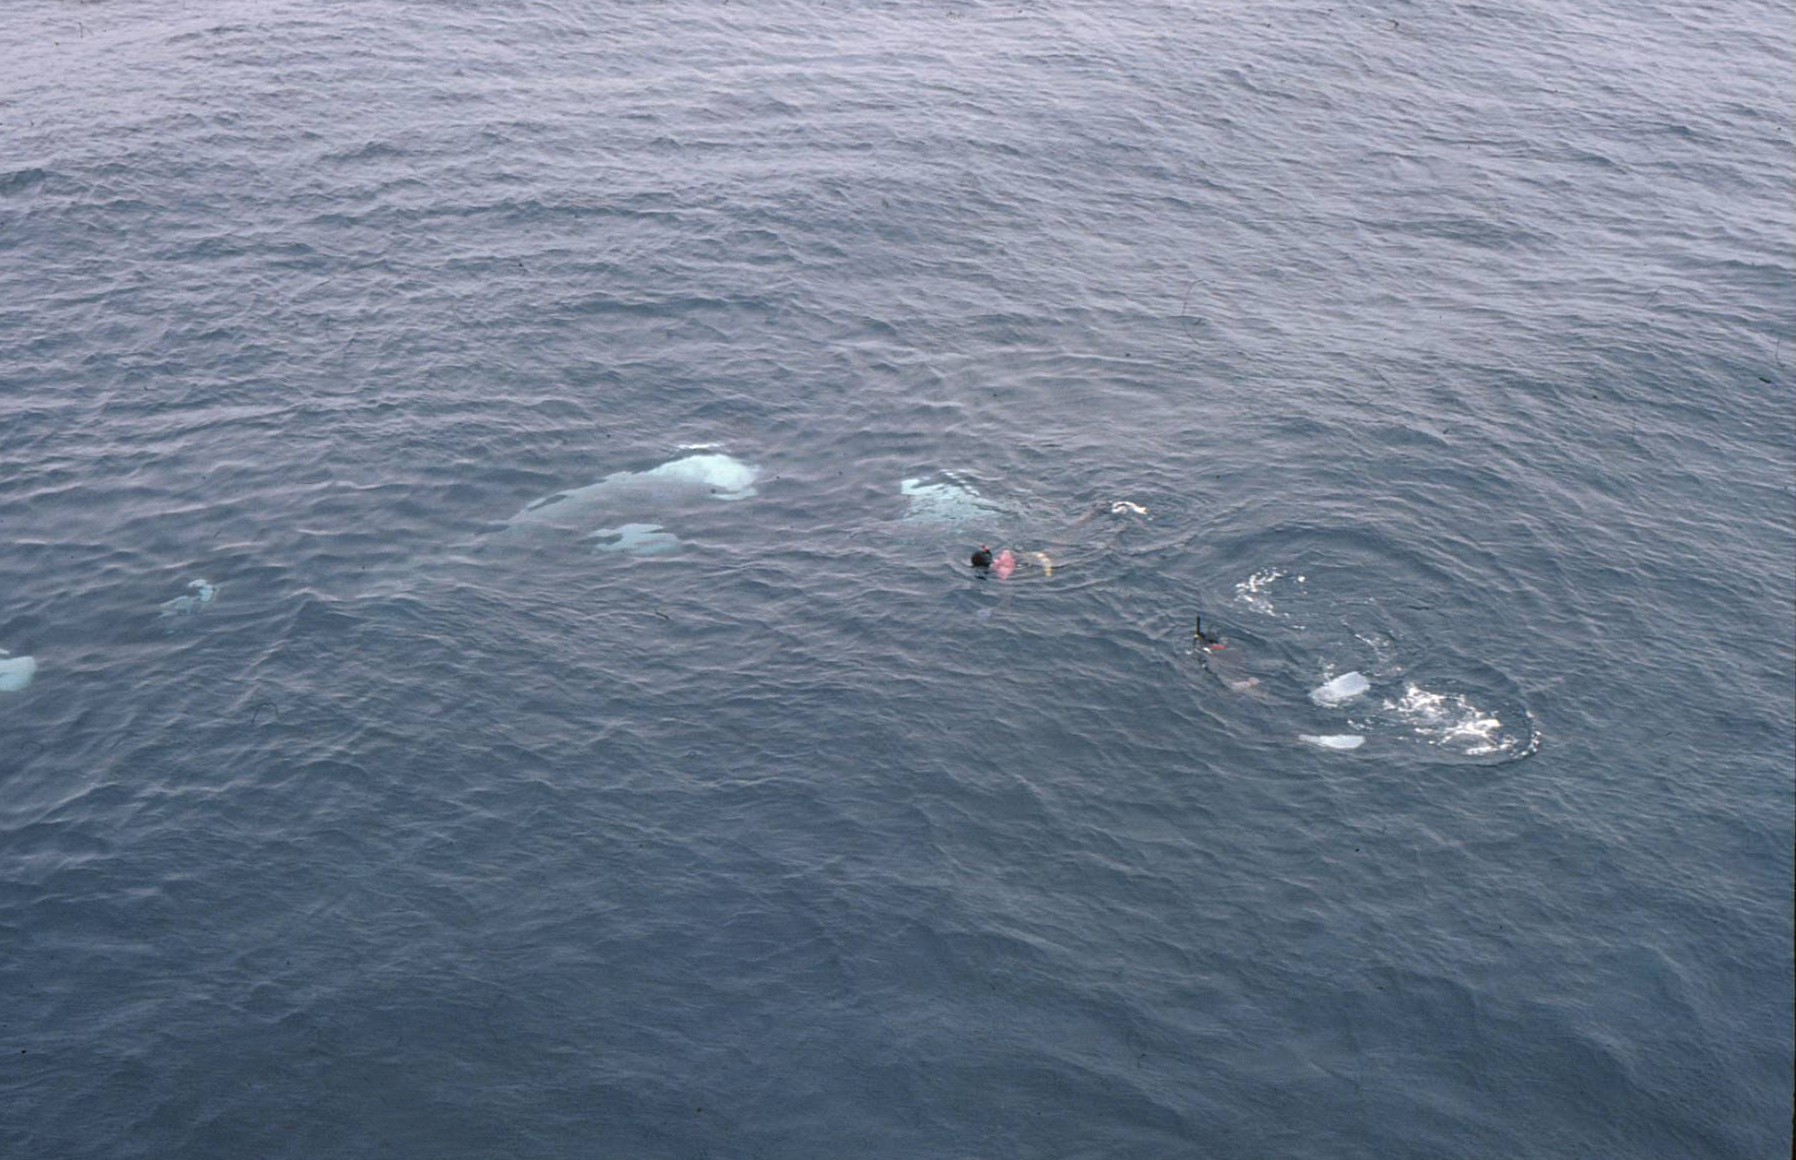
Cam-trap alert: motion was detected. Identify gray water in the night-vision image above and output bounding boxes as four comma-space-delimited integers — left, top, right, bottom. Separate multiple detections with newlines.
2, 2, 1791, 1157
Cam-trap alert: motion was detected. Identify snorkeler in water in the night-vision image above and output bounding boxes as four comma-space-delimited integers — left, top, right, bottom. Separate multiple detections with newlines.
971, 545, 994, 569
1195, 610, 1257, 690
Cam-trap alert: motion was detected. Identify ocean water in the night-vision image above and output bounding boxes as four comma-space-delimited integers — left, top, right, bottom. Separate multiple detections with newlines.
2, 1, 1791, 1156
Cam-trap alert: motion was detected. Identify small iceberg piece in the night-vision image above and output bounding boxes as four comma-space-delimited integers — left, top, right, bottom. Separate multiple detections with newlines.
159, 578, 218, 617
0, 650, 37, 693
1310, 670, 1370, 707
592, 523, 682, 556
1300, 733, 1365, 750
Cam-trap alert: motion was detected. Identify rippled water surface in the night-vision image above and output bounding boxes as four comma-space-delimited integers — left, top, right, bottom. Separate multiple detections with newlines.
2, 2, 1791, 1157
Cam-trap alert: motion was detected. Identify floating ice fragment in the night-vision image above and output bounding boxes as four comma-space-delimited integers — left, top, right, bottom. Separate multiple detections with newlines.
160, 578, 218, 617
1300, 733, 1365, 750
1310, 670, 1370, 706
0, 650, 37, 692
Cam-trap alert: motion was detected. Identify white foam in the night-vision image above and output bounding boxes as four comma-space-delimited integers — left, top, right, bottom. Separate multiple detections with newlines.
1383, 683, 1509, 756
1310, 670, 1370, 706
1234, 568, 1302, 617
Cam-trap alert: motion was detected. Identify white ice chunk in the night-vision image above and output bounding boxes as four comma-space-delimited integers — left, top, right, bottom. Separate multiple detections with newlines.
1310, 670, 1370, 706
0, 652, 37, 692
1300, 733, 1365, 750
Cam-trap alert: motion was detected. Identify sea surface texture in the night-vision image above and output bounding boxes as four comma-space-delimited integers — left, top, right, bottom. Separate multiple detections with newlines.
2, 2, 1791, 1157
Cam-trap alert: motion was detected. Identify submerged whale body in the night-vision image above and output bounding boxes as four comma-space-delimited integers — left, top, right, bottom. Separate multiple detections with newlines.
0, 651, 36, 692
504, 452, 760, 555
1310, 670, 1370, 706
900, 473, 999, 525
160, 578, 218, 617
591, 523, 682, 556
1300, 733, 1365, 750
511, 452, 759, 527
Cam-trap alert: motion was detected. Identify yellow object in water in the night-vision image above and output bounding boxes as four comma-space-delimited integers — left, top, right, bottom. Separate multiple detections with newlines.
1028, 551, 1054, 577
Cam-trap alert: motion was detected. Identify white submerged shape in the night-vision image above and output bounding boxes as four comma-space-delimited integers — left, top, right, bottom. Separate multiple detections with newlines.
591, 523, 682, 556
1310, 670, 1370, 707
637, 452, 758, 498
0, 651, 37, 692
506, 452, 760, 542
900, 474, 998, 525
160, 578, 218, 617
1300, 733, 1365, 750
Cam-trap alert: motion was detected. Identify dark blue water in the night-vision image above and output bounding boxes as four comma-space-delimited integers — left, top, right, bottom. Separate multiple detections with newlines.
2, 2, 1791, 1156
